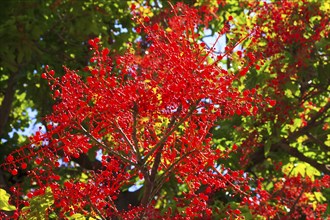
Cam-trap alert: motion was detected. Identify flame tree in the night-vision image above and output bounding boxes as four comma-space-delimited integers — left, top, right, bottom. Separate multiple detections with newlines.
1, 1, 329, 219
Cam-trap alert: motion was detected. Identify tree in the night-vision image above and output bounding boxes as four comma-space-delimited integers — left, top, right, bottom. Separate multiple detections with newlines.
1, 1, 329, 219
0, 0, 180, 197
0, 0, 138, 188
0, 0, 199, 200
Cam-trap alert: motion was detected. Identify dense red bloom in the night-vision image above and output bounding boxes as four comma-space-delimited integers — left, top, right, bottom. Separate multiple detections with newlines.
1, 1, 328, 219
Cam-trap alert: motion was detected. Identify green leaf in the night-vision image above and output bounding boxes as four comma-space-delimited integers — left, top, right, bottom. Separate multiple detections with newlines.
0, 188, 16, 211
314, 192, 326, 202
241, 205, 253, 220
68, 213, 86, 220
294, 163, 306, 177
20, 187, 54, 220
80, 172, 89, 183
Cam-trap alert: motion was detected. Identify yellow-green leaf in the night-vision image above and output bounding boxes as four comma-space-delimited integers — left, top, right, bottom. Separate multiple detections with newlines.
20, 187, 54, 220
0, 188, 16, 211
68, 213, 86, 219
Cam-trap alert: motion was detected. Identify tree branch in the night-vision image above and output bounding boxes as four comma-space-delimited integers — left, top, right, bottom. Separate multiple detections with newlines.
210, 166, 249, 197
114, 120, 139, 162
286, 184, 305, 218
306, 132, 329, 153
80, 125, 136, 166
288, 101, 330, 141
132, 102, 142, 162
152, 150, 197, 198
278, 142, 330, 175
86, 197, 107, 220
149, 105, 182, 183
142, 103, 197, 165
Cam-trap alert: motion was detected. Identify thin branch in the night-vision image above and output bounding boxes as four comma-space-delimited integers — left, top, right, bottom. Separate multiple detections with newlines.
149, 105, 182, 182
149, 148, 163, 183
167, 1, 178, 17
86, 197, 107, 220
210, 166, 250, 197
140, 104, 186, 209
132, 102, 142, 162
198, 31, 224, 66
80, 125, 136, 166
200, 38, 222, 54
225, 30, 231, 70
142, 103, 198, 165
148, 150, 197, 206
211, 32, 252, 67
288, 101, 330, 141
106, 196, 122, 220
278, 142, 329, 175
301, 86, 320, 103
306, 132, 329, 153
114, 120, 138, 157
286, 185, 305, 218
155, 150, 197, 187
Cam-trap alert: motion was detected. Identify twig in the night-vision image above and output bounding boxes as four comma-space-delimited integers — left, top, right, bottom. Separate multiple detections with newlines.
86, 197, 107, 220
306, 132, 329, 153
288, 101, 330, 141
286, 185, 305, 217
114, 120, 138, 158
132, 102, 142, 162
210, 166, 249, 197
146, 150, 197, 208
107, 195, 122, 220
80, 124, 136, 166
167, 1, 178, 17
142, 103, 198, 164
149, 105, 182, 181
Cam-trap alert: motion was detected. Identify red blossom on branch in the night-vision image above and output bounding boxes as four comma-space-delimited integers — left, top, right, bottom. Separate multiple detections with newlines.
1, 1, 328, 219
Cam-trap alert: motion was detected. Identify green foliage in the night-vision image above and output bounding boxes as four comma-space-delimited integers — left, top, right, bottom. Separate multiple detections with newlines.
0, 189, 16, 211
20, 187, 54, 220
67, 213, 86, 220
0, 0, 139, 163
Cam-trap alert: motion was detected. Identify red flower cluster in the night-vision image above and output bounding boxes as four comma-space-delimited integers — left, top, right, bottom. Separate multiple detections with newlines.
1, 1, 328, 219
